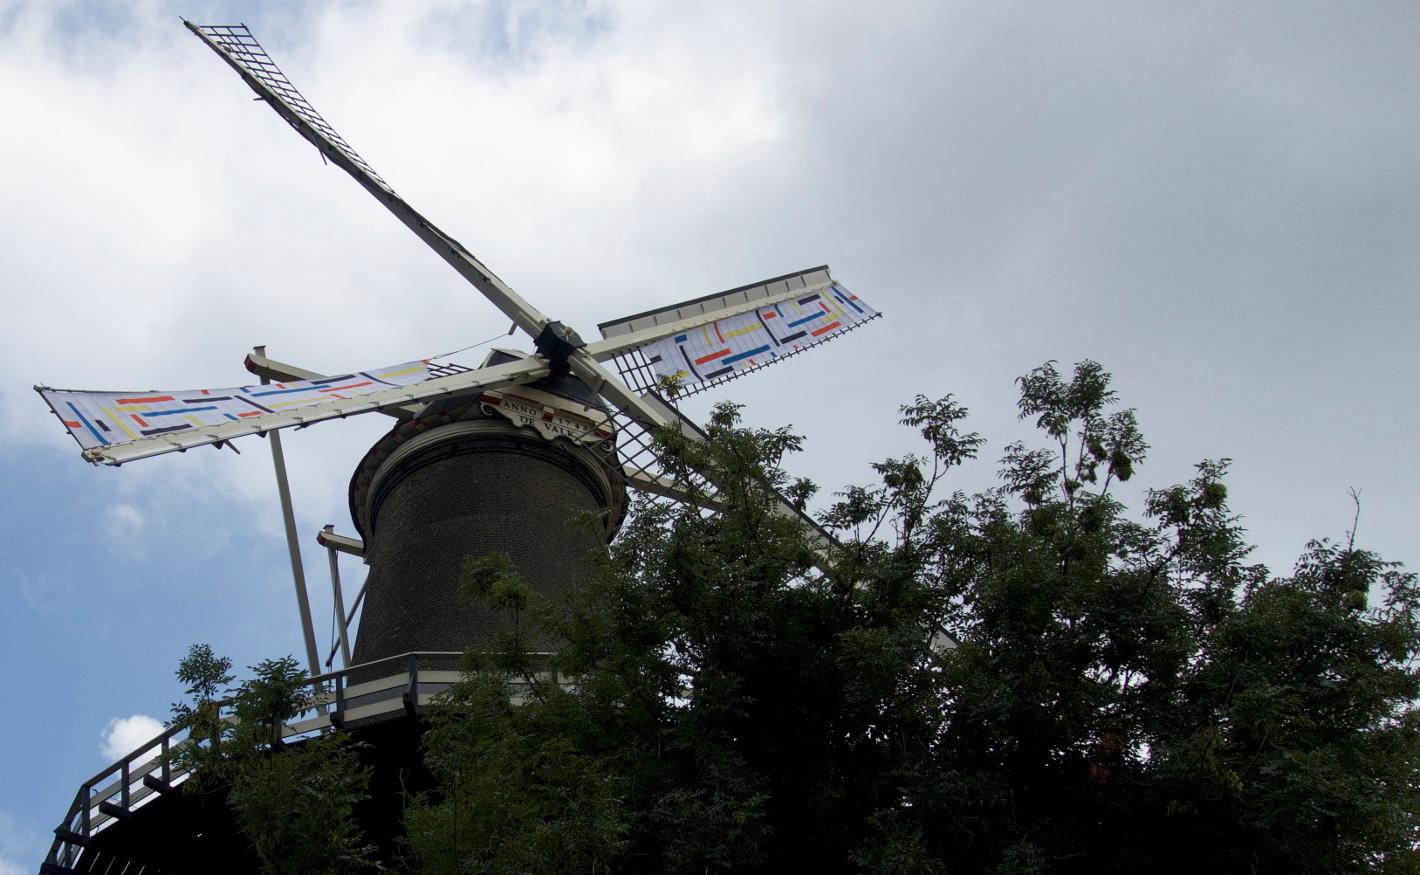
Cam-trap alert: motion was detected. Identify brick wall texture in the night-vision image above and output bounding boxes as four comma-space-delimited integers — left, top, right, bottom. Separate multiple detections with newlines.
351, 425, 616, 665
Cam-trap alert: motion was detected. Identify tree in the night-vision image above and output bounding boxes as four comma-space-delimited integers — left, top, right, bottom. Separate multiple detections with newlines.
167, 649, 378, 874
168, 642, 234, 791
167, 360, 1417, 872
902, 362, 1419, 873
405, 359, 1418, 873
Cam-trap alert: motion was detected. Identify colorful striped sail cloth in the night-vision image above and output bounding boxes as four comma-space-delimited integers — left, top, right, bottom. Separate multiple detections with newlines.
636, 282, 878, 392
38, 361, 432, 452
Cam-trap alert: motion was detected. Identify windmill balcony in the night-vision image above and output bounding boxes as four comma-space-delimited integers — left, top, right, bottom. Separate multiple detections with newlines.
40, 650, 561, 875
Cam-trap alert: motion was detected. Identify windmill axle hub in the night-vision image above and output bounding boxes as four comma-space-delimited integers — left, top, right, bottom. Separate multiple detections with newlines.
533, 320, 586, 377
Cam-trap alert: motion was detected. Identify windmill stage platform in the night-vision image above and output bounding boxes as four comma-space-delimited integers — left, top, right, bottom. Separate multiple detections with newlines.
42, 651, 560, 873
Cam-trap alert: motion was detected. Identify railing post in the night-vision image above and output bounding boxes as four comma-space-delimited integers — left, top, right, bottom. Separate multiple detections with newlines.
403, 653, 419, 717
81, 786, 90, 840
161, 734, 170, 784
331, 668, 347, 729
120, 759, 130, 811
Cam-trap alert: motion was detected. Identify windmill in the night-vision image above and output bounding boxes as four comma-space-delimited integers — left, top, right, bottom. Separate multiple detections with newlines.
36, 20, 883, 872
37, 21, 881, 678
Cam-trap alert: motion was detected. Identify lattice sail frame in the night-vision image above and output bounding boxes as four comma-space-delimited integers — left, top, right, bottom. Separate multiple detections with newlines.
594, 394, 835, 556
192, 23, 395, 195
603, 402, 715, 505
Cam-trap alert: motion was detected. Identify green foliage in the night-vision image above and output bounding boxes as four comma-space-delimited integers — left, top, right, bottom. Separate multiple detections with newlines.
231, 656, 312, 753
910, 361, 1420, 873
228, 732, 377, 875
407, 359, 1418, 873
175, 642, 234, 701
406, 677, 628, 874
166, 650, 377, 873
167, 643, 235, 791
459, 552, 536, 673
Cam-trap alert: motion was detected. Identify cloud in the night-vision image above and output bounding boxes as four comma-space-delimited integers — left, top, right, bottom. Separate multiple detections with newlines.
1, 3, 1418, 833
13, 568, 69, 615
101, 503, 147, 556
99, 714, 164, 763
0, 811, 37, 875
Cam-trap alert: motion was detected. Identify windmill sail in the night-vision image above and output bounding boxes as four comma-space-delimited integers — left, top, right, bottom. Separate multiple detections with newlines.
595, 266, 880, 397
185, 21, 555, 342
39, 361, 431, 451
183, 22, 883, 457
185, 24, 396, 197
37, 357, 549, 466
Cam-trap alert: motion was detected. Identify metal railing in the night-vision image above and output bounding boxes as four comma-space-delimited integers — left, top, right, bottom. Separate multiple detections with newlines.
39, 651, 549, 874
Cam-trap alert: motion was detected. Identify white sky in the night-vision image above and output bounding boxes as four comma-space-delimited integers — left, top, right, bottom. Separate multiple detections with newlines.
1, 1, 1417, 866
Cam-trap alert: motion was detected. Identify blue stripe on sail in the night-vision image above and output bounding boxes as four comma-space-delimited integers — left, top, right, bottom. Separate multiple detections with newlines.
723, 345, 771, 365
66, 402, 109, 446
678, 345, 703, 380
146, 406, 218, 417
833, 286, 865, 314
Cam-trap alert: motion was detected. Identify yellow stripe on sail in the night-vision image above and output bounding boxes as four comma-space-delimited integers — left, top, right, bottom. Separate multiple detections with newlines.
101, 406, 138, 441
267, 396, 328, 409
376, 365, 425, 378
724, 323, 763, 340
